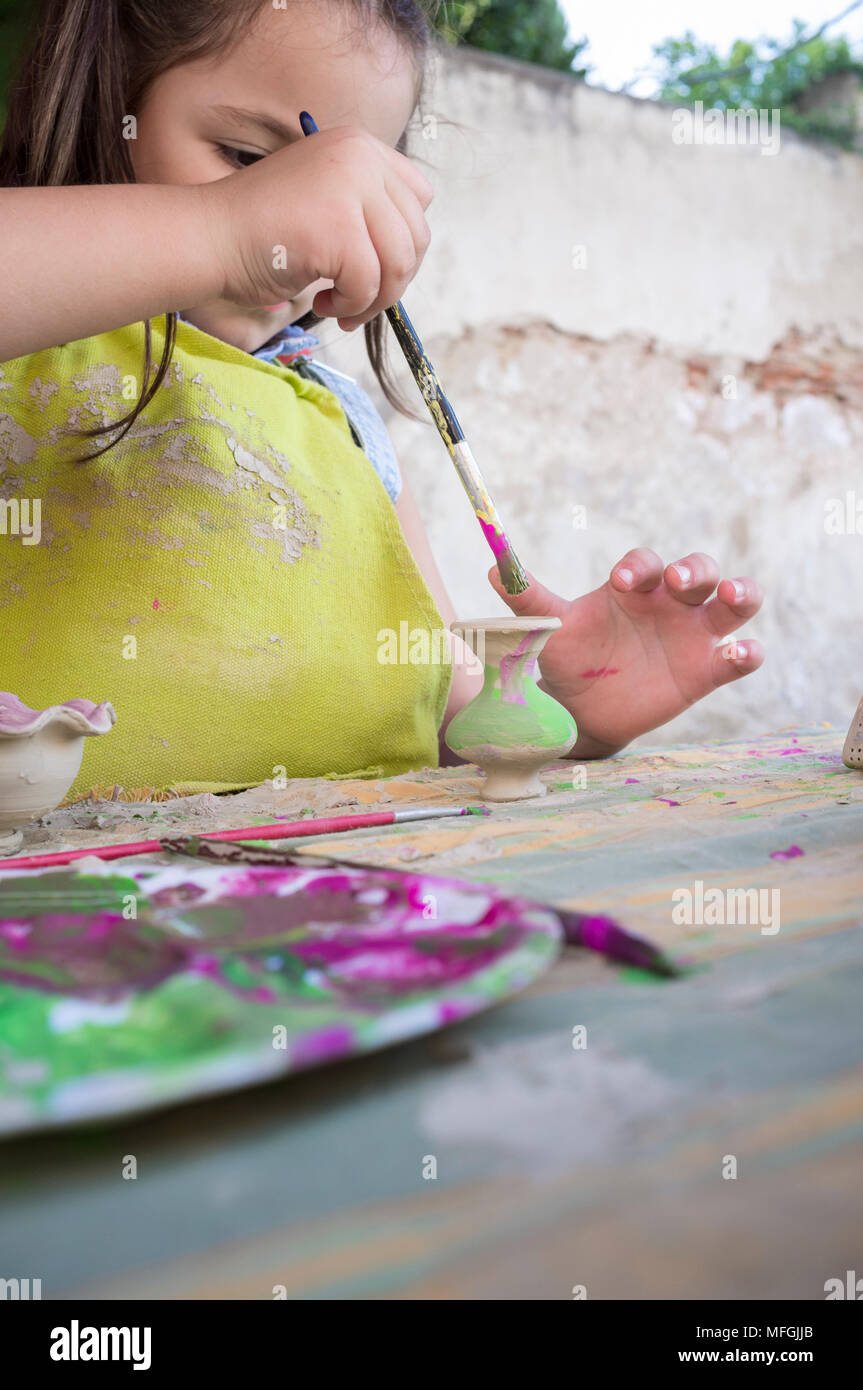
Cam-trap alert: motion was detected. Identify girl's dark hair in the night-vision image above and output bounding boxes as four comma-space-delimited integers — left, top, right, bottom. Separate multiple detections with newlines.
0, 0, 439, 460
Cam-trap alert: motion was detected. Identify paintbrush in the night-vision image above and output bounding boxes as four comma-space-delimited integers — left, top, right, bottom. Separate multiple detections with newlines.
153, 838, 680, 979
0, 813, 677, 978
0, 805, 490, 872
299, 110, 528, 596
556, 908, 680, 978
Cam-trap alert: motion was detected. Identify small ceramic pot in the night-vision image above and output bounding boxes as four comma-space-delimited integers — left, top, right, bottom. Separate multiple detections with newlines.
0, 695, 116, 855
445, 618, 576, 801
843, 694, 863, 770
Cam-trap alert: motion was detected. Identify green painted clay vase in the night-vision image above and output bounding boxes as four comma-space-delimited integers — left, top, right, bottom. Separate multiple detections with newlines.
445, 618, 577, 801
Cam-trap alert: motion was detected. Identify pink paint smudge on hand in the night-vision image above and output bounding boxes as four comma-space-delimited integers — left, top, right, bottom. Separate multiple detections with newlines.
579, 668, 620, 679
625, 777, 640, 784
769, 845, 805, 861
657, 798, 680, 807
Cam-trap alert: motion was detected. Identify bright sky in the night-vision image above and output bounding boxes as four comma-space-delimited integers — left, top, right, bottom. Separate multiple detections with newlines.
559, 0, 863, 94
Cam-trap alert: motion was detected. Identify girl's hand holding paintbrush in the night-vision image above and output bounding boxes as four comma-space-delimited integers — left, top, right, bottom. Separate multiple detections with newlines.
299, 111, 527, 594
0, 125, 431, 361
207, 125, 433, 332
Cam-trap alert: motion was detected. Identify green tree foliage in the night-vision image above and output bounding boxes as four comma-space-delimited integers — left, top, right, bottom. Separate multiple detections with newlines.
434, 0, 589, 75
653, 20, 863, 148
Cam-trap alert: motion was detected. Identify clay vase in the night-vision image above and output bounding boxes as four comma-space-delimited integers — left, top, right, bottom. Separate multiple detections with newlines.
445, 618, 576, 801
0, 695, 117, 855
844, 694, 863, 770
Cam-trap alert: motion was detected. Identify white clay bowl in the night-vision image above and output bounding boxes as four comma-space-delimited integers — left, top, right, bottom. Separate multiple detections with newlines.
0, 695, 116, 855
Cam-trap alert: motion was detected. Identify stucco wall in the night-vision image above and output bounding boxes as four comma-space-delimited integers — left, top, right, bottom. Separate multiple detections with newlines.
320, 44, 863, 747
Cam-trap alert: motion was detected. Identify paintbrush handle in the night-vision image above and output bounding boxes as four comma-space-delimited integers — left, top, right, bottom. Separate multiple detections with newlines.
557, 909, 679, 978
298, 110, 528, 596
0, 807, 476, 871
384, 302, 465, 443
0, 817, 390, 870
384, 303, 528, 594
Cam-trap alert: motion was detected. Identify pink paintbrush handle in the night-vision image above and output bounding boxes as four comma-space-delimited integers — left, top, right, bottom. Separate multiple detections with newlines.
1, 838, 162, 869
202, 813, 397, 842
0, 811, 401, 871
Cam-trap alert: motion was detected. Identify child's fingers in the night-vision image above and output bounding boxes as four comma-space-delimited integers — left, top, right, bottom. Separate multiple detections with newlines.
711, 638, 765, 687
316, 226, 383, 322
382, 143, 435, 210
609, 548, 664, 593
664, 552, 720, 605
487, 565, 569, 620
383, 173, 432, 266
337, 190, 425, 327
705, 578, 765, 637
339, 179, 431, 331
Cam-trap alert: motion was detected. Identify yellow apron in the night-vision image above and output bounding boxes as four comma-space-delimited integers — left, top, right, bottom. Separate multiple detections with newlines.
0, 319, 451, 800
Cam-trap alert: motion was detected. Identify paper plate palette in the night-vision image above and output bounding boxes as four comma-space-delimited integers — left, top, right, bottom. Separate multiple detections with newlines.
0, 858, 561, 1136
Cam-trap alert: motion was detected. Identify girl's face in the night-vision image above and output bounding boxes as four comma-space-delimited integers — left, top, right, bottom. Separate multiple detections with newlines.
130, 1, 419, 352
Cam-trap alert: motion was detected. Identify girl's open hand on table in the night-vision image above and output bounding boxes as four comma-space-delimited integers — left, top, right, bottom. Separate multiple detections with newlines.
488, 549, 764, 757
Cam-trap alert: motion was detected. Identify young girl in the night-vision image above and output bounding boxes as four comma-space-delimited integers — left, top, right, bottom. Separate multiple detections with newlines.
0, 0, 763, 801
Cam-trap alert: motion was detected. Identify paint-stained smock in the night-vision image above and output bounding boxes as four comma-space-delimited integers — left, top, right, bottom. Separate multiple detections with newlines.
0, 319, 451, 799
247, 319, 403, 506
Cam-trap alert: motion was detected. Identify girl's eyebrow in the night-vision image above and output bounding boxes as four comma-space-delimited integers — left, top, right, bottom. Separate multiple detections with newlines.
209, 103, 298, 143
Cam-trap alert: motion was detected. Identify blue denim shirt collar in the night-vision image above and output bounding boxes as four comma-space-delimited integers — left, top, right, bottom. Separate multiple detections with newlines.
175, 314, 321, 366
252, 322, 321, 366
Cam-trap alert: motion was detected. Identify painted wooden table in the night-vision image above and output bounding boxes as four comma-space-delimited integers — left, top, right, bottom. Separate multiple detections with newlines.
2, 727, 862, 1299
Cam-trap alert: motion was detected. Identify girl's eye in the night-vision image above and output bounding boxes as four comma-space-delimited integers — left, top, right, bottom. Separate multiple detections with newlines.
216, 144, 265, 169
